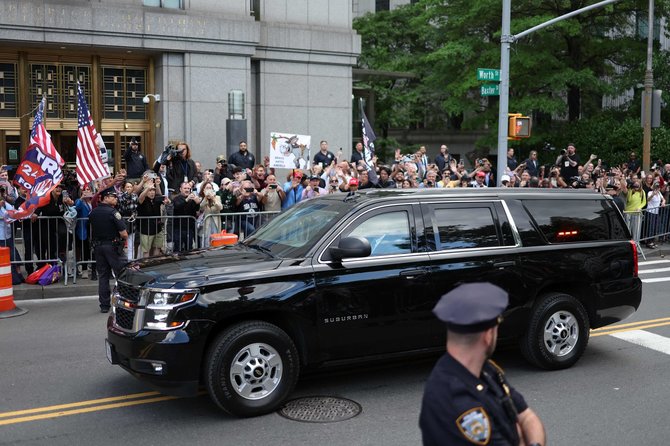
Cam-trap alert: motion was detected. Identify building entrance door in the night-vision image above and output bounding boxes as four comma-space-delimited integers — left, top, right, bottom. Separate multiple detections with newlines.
51, 132, 77, 166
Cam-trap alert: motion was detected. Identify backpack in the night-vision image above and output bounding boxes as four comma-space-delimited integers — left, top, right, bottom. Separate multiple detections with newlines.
38, 264, 62, 286
26, 264, 51, 285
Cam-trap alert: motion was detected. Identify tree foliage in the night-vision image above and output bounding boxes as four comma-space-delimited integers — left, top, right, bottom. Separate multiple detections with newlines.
353, 0, 670, 157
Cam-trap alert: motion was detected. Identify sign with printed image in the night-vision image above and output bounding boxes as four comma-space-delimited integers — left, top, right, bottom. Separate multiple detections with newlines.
269, 132, 311, 170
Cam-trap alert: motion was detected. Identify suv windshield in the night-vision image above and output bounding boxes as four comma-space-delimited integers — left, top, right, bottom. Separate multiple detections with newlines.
243, 198, 350, 258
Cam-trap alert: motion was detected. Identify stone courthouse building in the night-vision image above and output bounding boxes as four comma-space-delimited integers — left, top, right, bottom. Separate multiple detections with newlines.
0, 0, 360, 171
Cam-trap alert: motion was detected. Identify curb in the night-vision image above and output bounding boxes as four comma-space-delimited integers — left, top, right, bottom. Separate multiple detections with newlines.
13, 281, 107, 301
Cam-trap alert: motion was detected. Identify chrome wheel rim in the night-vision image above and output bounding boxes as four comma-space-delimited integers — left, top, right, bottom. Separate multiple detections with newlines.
543, 310, 579, 357
229, 343, 283, 400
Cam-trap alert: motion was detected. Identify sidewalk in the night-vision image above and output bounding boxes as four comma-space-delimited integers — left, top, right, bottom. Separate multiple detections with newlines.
13, 277, 103, 301
12, 241, 664, 301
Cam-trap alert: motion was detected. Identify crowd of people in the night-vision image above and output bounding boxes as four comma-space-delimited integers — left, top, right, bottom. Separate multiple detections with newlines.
0, 138, 667, 284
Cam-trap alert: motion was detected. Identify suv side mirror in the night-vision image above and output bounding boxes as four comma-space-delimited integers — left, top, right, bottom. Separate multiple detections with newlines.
329, 236, 371, 261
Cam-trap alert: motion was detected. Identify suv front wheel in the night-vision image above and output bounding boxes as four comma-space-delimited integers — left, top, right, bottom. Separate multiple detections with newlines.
521, 293, 590, 370
204, 321, 300, 417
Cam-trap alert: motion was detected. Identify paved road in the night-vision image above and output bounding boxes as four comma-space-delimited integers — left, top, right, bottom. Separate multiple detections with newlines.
2, 260, 670, 445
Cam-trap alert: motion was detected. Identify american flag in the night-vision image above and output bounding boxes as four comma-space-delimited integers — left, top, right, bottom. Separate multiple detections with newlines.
76, 82, 110, 186
30, 96, 64, 167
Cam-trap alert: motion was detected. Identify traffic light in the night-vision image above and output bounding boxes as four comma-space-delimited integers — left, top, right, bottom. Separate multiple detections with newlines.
508, 114, 531, 138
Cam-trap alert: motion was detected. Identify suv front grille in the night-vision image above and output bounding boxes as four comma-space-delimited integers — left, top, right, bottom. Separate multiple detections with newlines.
116, 281, 140, 303
115, 307, 135, 330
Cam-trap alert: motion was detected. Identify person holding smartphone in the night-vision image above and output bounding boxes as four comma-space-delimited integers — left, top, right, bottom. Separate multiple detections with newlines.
259, 174, 284, 212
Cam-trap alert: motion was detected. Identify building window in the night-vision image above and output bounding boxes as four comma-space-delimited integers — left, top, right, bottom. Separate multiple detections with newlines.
375, 0, 390, 12
30, 64, 91, 119
0, 63, 17, 118
102, 67, 147, 120
143, 0, 183, 8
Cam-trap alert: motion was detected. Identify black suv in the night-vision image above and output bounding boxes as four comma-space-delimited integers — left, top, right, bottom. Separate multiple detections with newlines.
106, 188, 641, 417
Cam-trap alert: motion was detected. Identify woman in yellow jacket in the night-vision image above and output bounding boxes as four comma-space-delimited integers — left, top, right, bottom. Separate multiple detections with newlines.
625, 181, 647, 212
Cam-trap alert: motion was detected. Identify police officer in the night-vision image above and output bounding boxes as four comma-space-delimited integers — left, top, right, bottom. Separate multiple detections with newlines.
419, 283, 546, 446
89, 187, 128, 313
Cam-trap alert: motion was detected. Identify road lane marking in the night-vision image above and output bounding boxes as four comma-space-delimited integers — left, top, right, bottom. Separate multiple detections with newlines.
0, 390, 207, 426
0, 391, 160, 418
591, 316, 670, 332
641, 277, 670, 283
637, 266, 670, 274
638, 259, 670, 266
591, 321, 670, 337
0, 395, 179, 426
610, 330, 670, 355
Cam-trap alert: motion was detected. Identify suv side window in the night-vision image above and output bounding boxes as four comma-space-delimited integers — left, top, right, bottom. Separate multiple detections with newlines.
522, 199, 626, 243
425, 204, 505, 250
347, 211, 412, 256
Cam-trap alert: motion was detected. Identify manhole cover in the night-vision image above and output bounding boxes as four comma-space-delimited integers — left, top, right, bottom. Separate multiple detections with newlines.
277, 396, 362, 423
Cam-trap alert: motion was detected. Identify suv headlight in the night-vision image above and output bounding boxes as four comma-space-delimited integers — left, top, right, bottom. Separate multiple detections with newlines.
147, 291, 198, 308
143, 290, 198, 331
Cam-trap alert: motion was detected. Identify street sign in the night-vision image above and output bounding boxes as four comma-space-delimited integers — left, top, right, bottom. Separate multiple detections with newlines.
477, 68, 500, 81
481, 84, 500, 96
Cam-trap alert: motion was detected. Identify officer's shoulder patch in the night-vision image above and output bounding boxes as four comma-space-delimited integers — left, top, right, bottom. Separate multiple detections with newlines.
456, 407, 491, 445
114, 212, 122, 220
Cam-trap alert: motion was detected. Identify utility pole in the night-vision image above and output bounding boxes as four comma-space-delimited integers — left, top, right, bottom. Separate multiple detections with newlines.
642, 0, 654, 173
496, 0, 622, 185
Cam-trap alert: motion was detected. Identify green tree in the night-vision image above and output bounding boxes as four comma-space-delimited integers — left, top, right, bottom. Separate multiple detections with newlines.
354, 0, 670, 155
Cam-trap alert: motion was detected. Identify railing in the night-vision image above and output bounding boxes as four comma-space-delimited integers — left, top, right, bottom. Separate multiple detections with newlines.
11, 211, 281, 285
623, 205, 670, 260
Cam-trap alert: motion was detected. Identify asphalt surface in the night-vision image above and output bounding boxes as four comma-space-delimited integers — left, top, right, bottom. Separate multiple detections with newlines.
1, 255, 670, 445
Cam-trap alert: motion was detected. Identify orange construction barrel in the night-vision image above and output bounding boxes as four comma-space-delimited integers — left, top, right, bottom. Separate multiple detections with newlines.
0, 246, 28, 319
210, 230, 239, 247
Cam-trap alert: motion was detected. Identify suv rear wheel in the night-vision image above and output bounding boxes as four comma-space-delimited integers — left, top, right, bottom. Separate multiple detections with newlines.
520, 293, 590, 370
204, 321, 300, 417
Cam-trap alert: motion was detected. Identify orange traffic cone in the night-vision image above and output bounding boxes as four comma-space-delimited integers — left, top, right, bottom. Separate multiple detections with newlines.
0, 247, 28, 319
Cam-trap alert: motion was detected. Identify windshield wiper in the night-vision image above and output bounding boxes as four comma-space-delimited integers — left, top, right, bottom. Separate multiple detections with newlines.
247, 243, 275, 258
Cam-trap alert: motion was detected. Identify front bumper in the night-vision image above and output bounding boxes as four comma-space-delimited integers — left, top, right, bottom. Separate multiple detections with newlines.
106, 319, 212, 397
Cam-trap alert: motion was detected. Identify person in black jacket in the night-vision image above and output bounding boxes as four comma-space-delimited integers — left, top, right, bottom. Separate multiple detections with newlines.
171, 181, 201, 252
124, 138, 149, 182
228, 141, 256, 171
154, 141, 197, 194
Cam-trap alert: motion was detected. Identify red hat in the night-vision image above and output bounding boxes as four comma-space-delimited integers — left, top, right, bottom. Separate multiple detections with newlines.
476, 171, 486, 178
349, 178, 359, 186
293, 171, 303, 179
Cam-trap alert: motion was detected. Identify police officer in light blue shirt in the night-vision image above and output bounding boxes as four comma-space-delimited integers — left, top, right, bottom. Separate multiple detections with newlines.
420, 283, 546, 446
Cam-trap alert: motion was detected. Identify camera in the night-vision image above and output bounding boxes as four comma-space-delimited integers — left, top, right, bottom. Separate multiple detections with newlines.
0, 186, 6, 194
478, 160, 485, 167
269, 184, 278, 189
243, 187, 254, 193
543, 142, 556, 151
560, 149, 567, 156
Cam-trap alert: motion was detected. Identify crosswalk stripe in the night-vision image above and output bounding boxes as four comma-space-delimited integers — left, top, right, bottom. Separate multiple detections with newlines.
638, 259, 670, 266
610, 330, 670, 356
637, 266, 670, 274
641, 277, 670, 283
639, 259, 670, 266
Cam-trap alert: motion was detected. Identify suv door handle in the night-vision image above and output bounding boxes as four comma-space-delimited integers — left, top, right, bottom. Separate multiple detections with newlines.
492, 261, 516, 269
399, 269, 428, 280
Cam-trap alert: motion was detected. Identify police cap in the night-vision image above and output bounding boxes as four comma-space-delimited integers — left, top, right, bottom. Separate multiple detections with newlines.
99, 186, 118, 199
433, 282, 508, 333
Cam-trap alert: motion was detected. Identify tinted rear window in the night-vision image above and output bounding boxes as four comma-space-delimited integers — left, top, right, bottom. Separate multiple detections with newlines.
522, 199, 628, 243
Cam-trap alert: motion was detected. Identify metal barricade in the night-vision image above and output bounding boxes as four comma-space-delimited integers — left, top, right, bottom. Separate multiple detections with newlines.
26, 210, 281, 284
13, 215, 69, 285
200, 211, 281, 247
639, 205, 670, 245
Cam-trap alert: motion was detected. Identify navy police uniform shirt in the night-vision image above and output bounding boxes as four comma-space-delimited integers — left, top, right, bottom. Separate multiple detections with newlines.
419, 353, 528, 446
89, 202, 126, 241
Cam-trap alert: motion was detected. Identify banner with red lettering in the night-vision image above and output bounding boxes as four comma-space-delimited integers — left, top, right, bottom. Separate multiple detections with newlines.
7, 143, 63, 221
